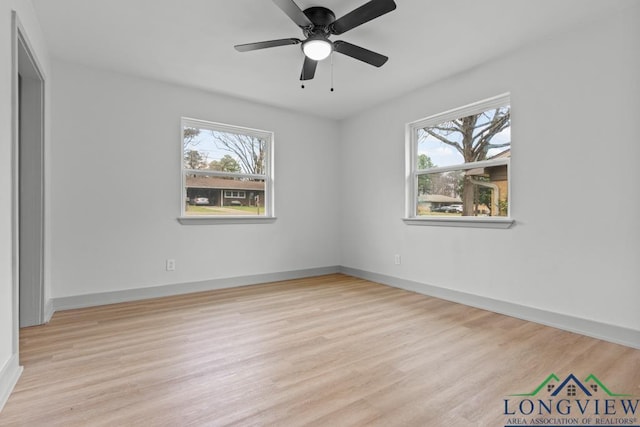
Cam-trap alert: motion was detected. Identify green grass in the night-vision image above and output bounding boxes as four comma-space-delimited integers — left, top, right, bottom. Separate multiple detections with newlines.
226, 205, 265, 214
420, 212, 462, 216
185, 205, 264, 215
185, 205, 215, 215
417, 207, 462, 217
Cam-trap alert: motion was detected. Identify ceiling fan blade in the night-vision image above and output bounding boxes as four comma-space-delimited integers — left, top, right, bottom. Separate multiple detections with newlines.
234, 38, 301, 52
333, 40, 388, 67
272, 0, 313, 27
330, 0, 396, 35
300, 56, 317, 80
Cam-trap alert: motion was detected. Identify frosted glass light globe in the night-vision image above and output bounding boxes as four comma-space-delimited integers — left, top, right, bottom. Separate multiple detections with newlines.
303, 38, 332, 61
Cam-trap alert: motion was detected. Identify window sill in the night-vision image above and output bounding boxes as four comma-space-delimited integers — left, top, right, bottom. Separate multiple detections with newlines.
402, 217, 514, 229
178, 216, 277, 225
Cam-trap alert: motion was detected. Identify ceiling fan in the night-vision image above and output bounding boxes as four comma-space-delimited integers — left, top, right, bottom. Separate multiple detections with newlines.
234, 0, 397, 84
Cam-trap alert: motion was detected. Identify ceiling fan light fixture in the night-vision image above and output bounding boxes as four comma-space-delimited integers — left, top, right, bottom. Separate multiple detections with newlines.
303, 37, 332, 61
234, 0, 397, 81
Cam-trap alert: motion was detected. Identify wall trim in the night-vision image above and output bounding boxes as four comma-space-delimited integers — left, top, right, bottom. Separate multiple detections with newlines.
44, 298, 54, 323
48, 266, 638, 350
340, 267, 640, 350
52, 266, 341, 311
0, 354, 23, 412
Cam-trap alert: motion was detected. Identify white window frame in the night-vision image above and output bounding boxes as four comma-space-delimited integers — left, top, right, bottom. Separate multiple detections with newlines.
178, 117, 275, 224
224, 191, 246, 199
404, 93, 514, 229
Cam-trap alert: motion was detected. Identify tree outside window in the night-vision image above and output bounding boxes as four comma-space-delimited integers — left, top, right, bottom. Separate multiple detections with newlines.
407, 94, 511, 220
181, 118, 273, 218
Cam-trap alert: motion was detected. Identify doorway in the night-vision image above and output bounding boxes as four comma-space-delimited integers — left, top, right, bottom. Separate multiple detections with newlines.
12, 14, 45, 331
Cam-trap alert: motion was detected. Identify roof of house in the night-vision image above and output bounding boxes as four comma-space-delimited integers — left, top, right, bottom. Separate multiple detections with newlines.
185, 176, 264, 191
467, 149, 511, 176
487, 148, 511, 160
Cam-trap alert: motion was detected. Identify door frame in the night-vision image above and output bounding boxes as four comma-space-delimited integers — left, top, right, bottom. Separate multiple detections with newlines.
11, 11, 46, 349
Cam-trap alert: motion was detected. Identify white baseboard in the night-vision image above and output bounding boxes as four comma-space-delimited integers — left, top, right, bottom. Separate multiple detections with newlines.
47, 265, 639, 350
340, 266, 640, 350
44, 299, 54, 323
52, 266, 341, 312
0, 354, 23, 413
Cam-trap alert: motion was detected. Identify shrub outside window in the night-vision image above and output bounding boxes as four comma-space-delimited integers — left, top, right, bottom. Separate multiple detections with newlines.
406, 94, 512, 226
181, 118, 274, 218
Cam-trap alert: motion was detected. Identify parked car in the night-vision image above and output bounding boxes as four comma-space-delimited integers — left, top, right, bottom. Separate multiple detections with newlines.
193, 197, 210, 206
433, 205, 462, 213
229, 200, 242, 206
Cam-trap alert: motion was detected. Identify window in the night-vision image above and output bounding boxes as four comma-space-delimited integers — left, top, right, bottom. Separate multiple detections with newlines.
224, 191, 246, 199
405, 93, 513, 228
180, 118, 274, 221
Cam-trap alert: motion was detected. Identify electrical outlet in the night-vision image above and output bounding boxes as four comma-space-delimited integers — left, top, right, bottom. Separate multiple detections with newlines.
166, 259, 176, 271
394, 254, 401, 265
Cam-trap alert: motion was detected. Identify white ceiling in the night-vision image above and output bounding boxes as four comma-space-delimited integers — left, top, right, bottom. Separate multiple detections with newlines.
32, 0, 632, 119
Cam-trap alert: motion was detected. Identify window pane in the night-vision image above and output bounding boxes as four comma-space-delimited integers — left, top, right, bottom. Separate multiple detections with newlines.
184, 126, 267, 175
184, 175, 266, 216
417, 165, 509, 217
416, 106, 510, 169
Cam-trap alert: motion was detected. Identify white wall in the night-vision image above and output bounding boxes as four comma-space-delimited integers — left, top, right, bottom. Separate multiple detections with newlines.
339, 5, 640, 332
49, 60, 341, 298
0, 0, 50, 406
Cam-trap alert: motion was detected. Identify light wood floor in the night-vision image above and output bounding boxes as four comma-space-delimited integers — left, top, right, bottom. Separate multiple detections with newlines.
1, 274, 638, 426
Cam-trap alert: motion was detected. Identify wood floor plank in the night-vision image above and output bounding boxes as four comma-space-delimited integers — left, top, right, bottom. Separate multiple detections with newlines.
1, 273, 638, 426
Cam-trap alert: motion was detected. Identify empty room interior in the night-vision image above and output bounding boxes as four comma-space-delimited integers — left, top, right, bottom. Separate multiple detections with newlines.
1, 0, 639, 425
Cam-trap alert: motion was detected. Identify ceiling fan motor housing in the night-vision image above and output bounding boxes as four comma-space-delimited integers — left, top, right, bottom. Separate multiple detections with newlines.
302, 7, 336, 37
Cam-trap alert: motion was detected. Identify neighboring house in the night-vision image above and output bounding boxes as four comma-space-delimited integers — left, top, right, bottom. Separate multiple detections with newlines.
466, 149, 510, 216
418, 194, 463, 213
185, 176, 264, 207
417, 149, 510, 216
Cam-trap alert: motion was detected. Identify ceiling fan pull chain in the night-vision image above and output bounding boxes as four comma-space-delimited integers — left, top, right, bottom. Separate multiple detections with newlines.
330, 52, 334, 92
